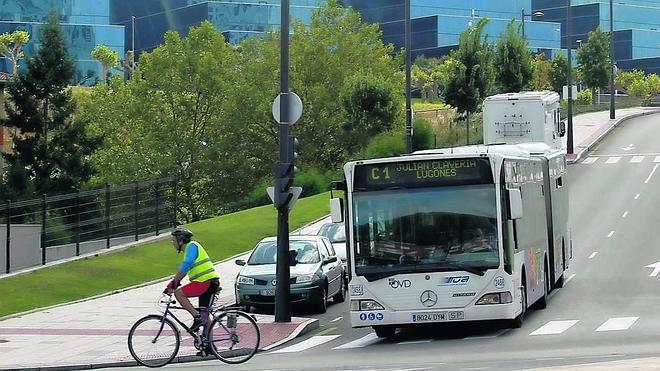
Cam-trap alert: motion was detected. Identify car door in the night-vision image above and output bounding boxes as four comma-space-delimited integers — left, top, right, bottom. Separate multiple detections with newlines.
321, 239, 341, 296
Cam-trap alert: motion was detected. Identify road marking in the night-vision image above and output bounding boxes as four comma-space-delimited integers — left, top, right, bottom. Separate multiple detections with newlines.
607, 231, 615, 238
645, 163, 659, 184
635, 193, 640, 199
315, 327, 337, 336
622, 211, 629, 218
582, 157, 598, 164
655, 156, 660, 163
645, 262, 660, 277
530, 320, 579, 336
605, 157, 621, 164
463, 328, 510, 340
333, 333, 380, 349
621, 144, 635, 151
271, 335, 341, 353
397, 339, 432, 345
630, 156, 645, 163
596, 317, 639, 332
565, 273, 576, 284
330, 317, 343, 323
591, 152, 660, 157
588, 252, 598, 259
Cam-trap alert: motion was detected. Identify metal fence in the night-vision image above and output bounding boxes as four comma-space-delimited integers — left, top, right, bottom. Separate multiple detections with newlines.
1, 176, 178, 274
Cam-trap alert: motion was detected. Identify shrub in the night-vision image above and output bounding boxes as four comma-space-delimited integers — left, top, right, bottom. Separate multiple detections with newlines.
365, 131, 405, 159
576, 89, 592, 105
295, 168, 329, 197
413, 117, 434, 151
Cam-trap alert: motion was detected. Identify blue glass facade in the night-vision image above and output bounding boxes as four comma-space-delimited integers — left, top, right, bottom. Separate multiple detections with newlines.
341, 0, 562, 60
0, 0, 125, 84
110, 0, 322, 56
532, 0, 660, 73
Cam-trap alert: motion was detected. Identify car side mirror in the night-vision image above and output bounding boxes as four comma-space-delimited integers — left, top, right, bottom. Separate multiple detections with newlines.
289, 250, 298, 266
508, 189, 523, 220
330, 198, 344, 223
235, 259, 246, 266
324, 256, 338, 265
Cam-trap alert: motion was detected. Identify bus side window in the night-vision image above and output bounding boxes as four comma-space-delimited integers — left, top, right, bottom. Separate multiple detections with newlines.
556, 176, 563, 188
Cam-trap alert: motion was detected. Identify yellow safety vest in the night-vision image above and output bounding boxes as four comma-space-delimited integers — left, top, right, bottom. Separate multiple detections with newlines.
186, 242, 219, 282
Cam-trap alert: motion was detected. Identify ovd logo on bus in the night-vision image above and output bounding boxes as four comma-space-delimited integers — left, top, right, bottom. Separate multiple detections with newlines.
388, 278, 412, 289
440, 275, 469, 286
359, 312, 384, 321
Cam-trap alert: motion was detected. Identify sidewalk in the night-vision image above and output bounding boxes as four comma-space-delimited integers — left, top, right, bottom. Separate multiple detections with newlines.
0, 219, 329, 370
562, 107, 660, 163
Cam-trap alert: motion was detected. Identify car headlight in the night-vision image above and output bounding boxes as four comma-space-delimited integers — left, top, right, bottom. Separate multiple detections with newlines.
237, 276, 255, 285
295, 274, 314, 283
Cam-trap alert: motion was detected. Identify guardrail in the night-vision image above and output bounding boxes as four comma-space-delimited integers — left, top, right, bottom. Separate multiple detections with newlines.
1, 177, 178, 274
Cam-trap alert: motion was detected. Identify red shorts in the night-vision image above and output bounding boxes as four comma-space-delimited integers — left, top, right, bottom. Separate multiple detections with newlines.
180, 281, 211, 297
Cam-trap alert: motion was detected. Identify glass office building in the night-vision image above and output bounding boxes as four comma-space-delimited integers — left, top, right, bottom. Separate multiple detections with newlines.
110, 0, 322, 56
0, 0, 125, 84
532, 0, 660, 73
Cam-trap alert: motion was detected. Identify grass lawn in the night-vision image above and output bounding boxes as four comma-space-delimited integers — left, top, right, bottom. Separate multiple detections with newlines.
412, 98, 448, 111
0, 192, 331, 318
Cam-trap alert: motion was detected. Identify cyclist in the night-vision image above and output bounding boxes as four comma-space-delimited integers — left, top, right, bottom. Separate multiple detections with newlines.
165, 227, 220, 333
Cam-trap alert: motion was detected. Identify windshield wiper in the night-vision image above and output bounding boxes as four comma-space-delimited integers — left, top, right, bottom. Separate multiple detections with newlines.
439, 262, 488, 276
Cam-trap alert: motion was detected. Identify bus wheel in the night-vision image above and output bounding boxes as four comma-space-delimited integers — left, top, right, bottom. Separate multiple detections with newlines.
512, 278, 527, 328
373, 326, 396, 338
535, 261, 549, 310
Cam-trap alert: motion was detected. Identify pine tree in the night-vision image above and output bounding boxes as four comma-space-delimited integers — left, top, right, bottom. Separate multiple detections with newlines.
2, 12, 101, 199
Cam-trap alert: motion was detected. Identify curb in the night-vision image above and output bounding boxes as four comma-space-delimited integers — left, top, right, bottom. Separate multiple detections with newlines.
567, 109, 660, 164
1, 318, 320, 371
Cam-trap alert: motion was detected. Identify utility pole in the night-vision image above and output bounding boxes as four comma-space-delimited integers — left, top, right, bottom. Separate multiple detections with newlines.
566, 0, 574, 155
275, 0, 292, 323
131, 15, 136, 77
405, 0, 412, 153
609, 0, 616, 119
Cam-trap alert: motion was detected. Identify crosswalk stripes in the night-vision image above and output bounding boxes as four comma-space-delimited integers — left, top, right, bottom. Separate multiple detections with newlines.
595, 317, 639, 332
581, 155, 660, 165
271, 335, 340, 353
582, 157, 598, 164
605, 157, 621, 164
333, 333, 380, 350
655, 156, 660, 163
631, 156, 645, 163
529, 320, 580, 335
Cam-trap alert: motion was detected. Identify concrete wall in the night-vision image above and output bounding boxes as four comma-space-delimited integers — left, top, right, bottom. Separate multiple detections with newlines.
0, 224, 43, 273
45, 231, 164, 262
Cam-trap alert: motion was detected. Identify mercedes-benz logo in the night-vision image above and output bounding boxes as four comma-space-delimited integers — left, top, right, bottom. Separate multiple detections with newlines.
420, 290, 438, 307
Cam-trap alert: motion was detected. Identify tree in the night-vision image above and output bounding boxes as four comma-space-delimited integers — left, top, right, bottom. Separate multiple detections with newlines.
615, 69, 645, 91
2, 12, 101, 199
91, 44, 119, 83
494, 20, 532, 93
550, 53, 568, 94
576, 28, 611, 104
530, 53, 553, 90
0, 30, 30, 75
445, 18, 494, 143
412, 64, 433, 101
341, 75, 399, 157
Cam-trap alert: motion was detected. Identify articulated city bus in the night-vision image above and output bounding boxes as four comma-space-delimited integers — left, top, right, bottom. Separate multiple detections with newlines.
330, 92, 570, 338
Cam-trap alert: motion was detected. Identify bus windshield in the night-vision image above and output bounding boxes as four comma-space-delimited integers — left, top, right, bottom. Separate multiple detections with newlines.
352, 185, 500, 281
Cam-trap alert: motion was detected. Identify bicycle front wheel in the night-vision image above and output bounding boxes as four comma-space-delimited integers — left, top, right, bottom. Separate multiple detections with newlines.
207, 310, 260, 364
128, 315, 180, 368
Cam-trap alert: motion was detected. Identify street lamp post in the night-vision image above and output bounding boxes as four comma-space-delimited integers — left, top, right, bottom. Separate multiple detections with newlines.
521, 9, 544, 40
405, 0, 412, 153
131, 15, 135, 76
609, 0, 616, 119
567, 0, 574, 155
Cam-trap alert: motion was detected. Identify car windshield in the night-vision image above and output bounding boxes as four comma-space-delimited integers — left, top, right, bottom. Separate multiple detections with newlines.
247, 240, 321, 265
317, 223, 345, 243
352, 185, 500, 281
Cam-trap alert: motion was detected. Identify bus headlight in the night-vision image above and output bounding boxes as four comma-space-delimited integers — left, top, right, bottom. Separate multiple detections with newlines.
350, 299, 385, 311
476, 292, 512, 305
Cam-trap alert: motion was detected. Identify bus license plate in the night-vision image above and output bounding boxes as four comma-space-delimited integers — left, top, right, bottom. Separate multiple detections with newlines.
412, 311, 464, 322
261, 289, 275, 296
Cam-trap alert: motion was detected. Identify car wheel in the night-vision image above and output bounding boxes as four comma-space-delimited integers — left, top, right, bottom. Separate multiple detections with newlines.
373, 326, 396, 338
315, 285, 327, 314
333, 277, 346, 303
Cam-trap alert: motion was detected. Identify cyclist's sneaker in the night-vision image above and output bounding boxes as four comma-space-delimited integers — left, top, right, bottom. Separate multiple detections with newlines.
190, 316, 206, 332
196, 345, 214, 357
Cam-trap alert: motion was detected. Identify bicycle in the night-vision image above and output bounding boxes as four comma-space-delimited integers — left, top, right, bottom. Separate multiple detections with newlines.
127, 288, 260, 368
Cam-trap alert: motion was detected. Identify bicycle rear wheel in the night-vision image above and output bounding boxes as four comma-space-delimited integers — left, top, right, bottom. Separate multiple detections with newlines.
207, 310, 260, 364
128, 315, 180, 368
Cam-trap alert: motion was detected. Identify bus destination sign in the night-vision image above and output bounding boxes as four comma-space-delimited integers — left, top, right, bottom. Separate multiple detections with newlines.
354, 158, 493, 190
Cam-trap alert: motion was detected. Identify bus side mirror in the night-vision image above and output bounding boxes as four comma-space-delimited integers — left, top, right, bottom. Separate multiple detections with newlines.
508, 189, 523, 220
330, 198, 344, 223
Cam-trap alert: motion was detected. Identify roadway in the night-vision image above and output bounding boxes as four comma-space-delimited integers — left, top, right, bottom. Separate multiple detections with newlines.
114, 113, 660, 370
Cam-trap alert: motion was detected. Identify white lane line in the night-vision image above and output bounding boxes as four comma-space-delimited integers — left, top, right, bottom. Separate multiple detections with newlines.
645, 164, 659, 184
397, 339, 432, 345
333, 333, 380, 349
631, 156, 645, 163
607, 231, 615, 238
622, 211, 629, 218
635, 193, 641, 200
655, 156, 660, 163
582, 157, 598, 164
464, 328, 510, 340
272, 335, 341, 353
530, 320, 579, 336
588, 252, 598, 259
596, 317, 639, 332
565, 273, 576, 284
331, 317, 343, 323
